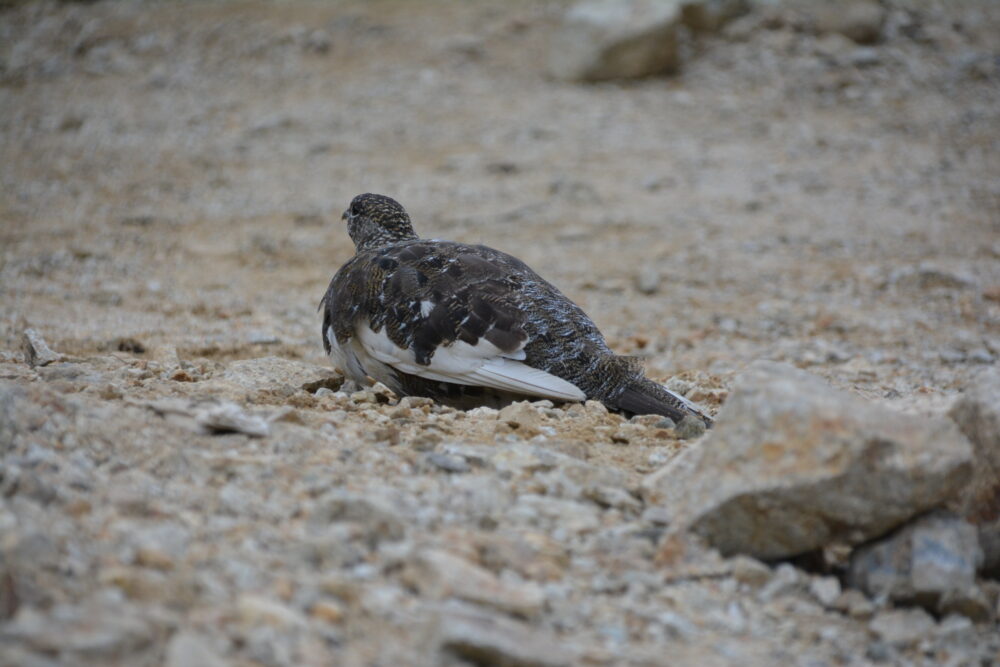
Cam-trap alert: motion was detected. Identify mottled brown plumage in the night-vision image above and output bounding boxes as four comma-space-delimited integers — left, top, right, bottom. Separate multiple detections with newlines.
321, 193, 712, 426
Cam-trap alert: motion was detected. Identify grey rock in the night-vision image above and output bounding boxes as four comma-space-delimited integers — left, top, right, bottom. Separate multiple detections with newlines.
889, 264, 975, 291
547, 0, 682, 82
2, 600, 154, 659
165, 631, 227, 667
846, 46, 881, 68
511, 495, 601, 535
425, 452, 471, 473
938, 585, 993, 623
0, 384, 21, 453
729, 555, 771, 588
869, 608, 935, 647
848, 512, 982, 618
811, 1, 885, 44
680, 0, 749, 33
308, 490, 406, 545
757, 563, 804, 602
675, 414, 707, 440
236, 594, 307, 628
497, 402, 545, 437
403, 548, 545, 618
809, 576, 842, 608
196, 401, 270, 437
948, 367, 1000, 575
635, 267, 661, 295
21, 329, 61, 367
431, 601, 574, 666
641, 361, 973, 559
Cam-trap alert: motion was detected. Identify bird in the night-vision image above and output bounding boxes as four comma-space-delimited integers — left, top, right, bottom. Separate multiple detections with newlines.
320, 193, 712, 426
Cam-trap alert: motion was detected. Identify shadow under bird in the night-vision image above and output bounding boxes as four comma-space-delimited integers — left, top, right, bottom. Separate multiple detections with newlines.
321, 193, 712, 426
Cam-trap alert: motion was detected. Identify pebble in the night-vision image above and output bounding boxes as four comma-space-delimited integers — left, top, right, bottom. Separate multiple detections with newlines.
809, 576, 842, 608
869, 608, 935, 647
21, 329, 61, 367
236, 594, 307, 628
730, 556, 772, 588
165, 631, 226, 667
425, 452, 471, 473
675, 414, 707, 440
432, 601, 574, 667
404, 548, 545, 618
635, 268, 661, 295
310, 600, 345, 624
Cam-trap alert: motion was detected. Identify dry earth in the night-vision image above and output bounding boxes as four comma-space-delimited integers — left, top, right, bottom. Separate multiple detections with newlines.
1, 1, 999, 665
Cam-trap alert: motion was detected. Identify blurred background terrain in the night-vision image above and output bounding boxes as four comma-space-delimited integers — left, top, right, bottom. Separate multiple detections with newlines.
0, 0, 998, 665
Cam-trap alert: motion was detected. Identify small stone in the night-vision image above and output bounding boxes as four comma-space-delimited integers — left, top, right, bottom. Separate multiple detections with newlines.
237, 594, 306, 628
308, 491, 406, 545
938, 585, 993, 623
426, 452, 471, 474
404, 549, 545, 618
847, 511, 982, 616
833, 589, 875, 620
674, 414, 706, 440
869, 608, 935, 647
433, 601, 574, 666
889, 264, 975, 291
21, 328, 61, 367
310, 600, 345, 624
680, 0, 749, 33
654, 417, 676, 429
948, 367, 1000, 576
846, 47, 881, 67
247, 331, 281, 345
635, 268, 661, 295
809, 576, 842, 607
303, 29, 332, 54
134, 546, 174, 571
812, 1, 885, 44
497, 402, 544, 437
583, 485, 642, 512
196, 402, 269, 437
612, 423, 645, 444
3, 599, 154, 657
165, 631, 226, 667
547, 0, 682, 81
730, 556, 771, 588
757, 563, 803, 602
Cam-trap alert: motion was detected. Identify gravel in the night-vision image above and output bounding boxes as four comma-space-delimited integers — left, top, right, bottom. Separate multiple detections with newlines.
2, 0, 999, 665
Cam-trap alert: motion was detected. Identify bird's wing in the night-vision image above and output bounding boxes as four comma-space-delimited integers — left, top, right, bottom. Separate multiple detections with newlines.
355, 322, 586, 401
324, 240, 587, 401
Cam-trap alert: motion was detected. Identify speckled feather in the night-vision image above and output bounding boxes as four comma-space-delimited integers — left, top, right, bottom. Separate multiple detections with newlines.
321, 194, 712, 425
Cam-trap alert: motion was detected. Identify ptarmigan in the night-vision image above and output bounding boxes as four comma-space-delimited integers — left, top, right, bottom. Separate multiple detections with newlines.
321, 193, 712, 426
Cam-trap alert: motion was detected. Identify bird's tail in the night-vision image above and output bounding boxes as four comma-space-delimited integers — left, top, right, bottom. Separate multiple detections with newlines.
607, 357, 714, 427
616, 378, 713, 427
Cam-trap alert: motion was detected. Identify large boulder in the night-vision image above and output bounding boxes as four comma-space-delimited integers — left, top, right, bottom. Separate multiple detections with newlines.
641, 361, 974, 559
547, 0, 683, 82
948, 367, 1000, 575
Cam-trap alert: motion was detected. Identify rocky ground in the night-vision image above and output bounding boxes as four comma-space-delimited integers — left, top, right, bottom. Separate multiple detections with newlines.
1, 0, 999, 665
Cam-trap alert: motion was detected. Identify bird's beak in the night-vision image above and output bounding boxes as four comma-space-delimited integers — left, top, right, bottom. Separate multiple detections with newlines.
341, 209, 349, 221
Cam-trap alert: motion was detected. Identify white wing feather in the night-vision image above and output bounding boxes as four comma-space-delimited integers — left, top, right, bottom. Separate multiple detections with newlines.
354, 325, 585, 401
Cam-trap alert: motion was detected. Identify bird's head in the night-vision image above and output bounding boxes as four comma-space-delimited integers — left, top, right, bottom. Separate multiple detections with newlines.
342, 193, 417, 251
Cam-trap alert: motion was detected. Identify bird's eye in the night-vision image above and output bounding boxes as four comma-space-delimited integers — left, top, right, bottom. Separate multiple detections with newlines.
350, 203, 360, 216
